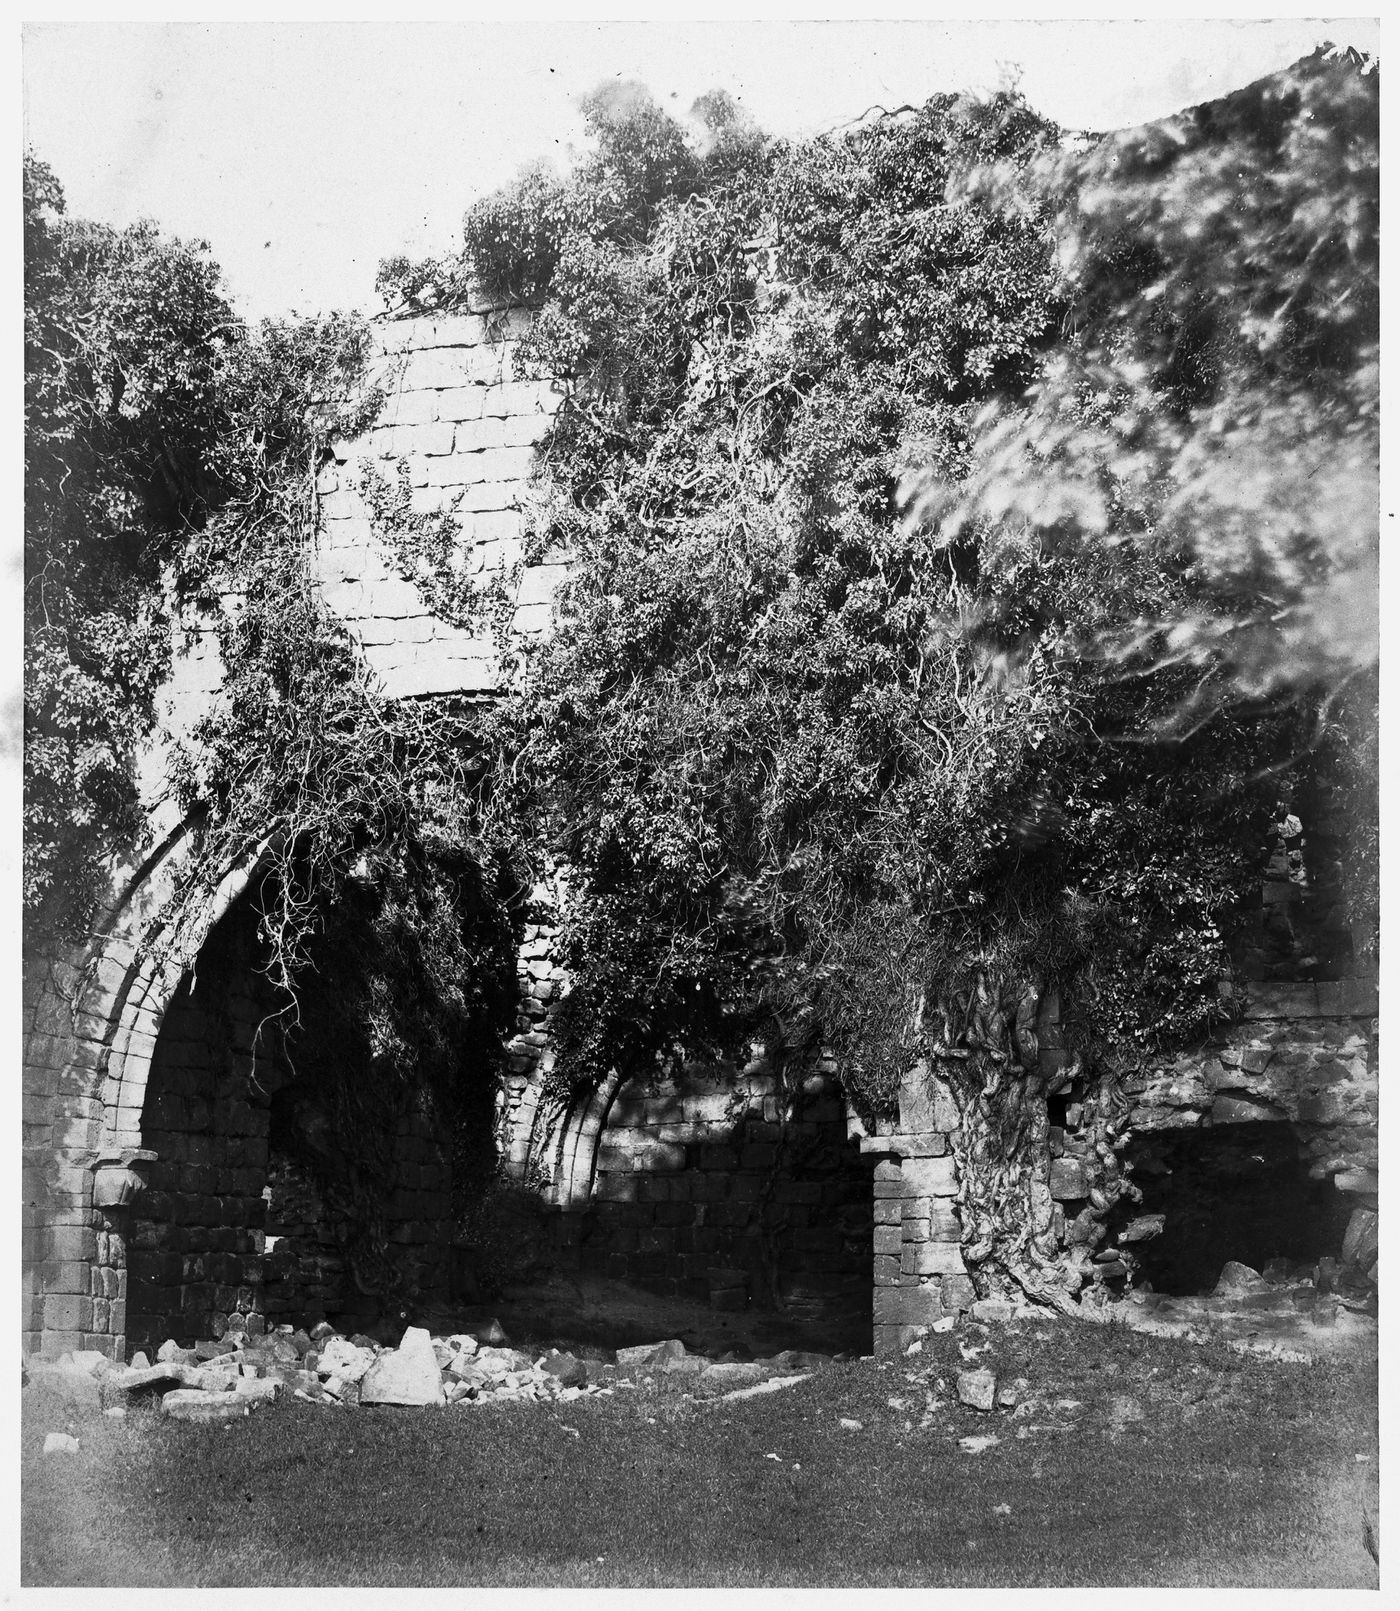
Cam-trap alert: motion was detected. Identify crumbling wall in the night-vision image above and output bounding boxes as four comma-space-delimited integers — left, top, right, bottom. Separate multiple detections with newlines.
857, 808, 1378, 1354
21, 303, 560, 1359
24, 303, 1377, 1363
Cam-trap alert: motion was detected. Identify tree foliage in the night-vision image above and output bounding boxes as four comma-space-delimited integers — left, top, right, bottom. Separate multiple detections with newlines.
24, 155, 236, 926
908, 48, 1379, 715
904, 45, 1379, 942
448, 62, 1372, 1309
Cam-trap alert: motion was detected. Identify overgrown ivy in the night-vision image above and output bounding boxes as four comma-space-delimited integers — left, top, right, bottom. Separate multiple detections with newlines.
389, 61, 1375, 1311
25, 160, 527, 1279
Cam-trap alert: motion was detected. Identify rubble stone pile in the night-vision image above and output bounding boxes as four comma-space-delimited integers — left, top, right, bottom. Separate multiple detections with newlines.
26, 1318, 838, 1426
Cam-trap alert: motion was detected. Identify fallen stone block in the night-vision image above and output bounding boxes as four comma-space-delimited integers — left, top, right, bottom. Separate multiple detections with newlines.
957, 1368, 998, 1411
361, 1326, 445, 1407
265, 1365, 322, 1394
155, 1341, 199, 1366
316, 1336, 377, 1383
958, 1434, 999, 1454
717, 1373, 811, 1403
694, 1362, 766, 1397
1215, 1260, 1268, 1294
540, 1350, 588, 1388
969, 1299, 1016, 1325
162, 1389, 258, 1423
616, 1339, 696, 1374
185, 1362, 242, 1392
1118, 1214, 1166, 1244
240, 1334, 301, 1365
762, 1349, 829, 1374
25, 1360, 103, 1409
63, 1350, 114, 1377
234, 1376, 282, 1402
100, 1363, 192, 1406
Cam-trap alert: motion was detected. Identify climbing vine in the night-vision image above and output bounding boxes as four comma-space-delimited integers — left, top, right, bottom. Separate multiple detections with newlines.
25, 158, 528, 1295
398, 63, 1374, 1312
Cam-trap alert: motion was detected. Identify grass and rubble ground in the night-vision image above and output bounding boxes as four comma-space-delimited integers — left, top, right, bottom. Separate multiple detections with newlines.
21, 1296, 1377, 1588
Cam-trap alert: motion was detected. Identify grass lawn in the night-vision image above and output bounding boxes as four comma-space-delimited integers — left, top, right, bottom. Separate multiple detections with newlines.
21, 1318, 1376, 1587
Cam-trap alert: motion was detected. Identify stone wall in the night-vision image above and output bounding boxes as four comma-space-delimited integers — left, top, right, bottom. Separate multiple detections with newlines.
857, 1073, 969, 1357
484, 869, 871, 1329
313, 307, 564, 696
558, 1060, 870, 1324
260, 1155, 346, 1327
121, 893, 461, 1352
856, 925, 1377, 1355
21, 302, 564, 1359
261, 1092, 456, 1336
124, 901, 284, 1351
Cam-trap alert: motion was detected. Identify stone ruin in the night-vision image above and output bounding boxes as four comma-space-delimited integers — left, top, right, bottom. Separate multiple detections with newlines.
22, 307, 1378, 1366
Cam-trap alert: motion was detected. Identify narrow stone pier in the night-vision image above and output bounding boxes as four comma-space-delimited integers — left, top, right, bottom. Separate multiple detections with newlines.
858, 1065, 973, 1357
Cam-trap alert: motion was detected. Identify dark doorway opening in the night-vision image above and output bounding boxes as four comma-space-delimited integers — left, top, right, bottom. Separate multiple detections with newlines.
1118, 1121, 1354, 1295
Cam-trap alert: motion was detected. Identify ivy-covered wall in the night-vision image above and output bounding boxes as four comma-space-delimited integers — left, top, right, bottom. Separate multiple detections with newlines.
21, 305, 560, 1358
312, 307, 564, 694
22, 304, 1379, 1360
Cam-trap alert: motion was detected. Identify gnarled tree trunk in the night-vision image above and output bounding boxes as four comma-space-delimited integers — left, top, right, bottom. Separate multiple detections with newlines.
928, 969, 1138, 1317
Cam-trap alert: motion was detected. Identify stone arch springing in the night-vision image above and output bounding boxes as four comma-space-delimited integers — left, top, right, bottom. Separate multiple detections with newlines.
22, 815, 284, 1358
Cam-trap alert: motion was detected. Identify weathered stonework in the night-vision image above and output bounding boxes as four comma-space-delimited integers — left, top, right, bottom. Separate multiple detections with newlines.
21, 304, 1378, 1362
557, 1060, 869, 1323
313, 307, 564, 697
855, 1065, 968, 1357
22, 305, 558, 1359
856, 940, 1376, 1353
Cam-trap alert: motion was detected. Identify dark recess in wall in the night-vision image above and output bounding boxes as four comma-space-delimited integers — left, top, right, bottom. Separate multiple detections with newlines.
1119, 1121, 1355, 1294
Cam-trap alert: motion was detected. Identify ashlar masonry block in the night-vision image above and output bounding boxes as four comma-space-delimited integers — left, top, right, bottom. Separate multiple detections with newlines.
901, 1241, 966, 1277
369, 420, 458, 458
900, 1155, 957, 1198
484, 379, 561, 418
454, 415, 548, 454
873, 1283, 944, 1328
874, 1224, 902, 1256
426, 312, 491, 348
434, 386, 488, 423
871, 1158, 907, 1198
376, 389, 440, 428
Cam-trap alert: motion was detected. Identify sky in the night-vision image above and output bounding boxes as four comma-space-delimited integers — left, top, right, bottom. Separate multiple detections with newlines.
21, 14, 1381, 323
